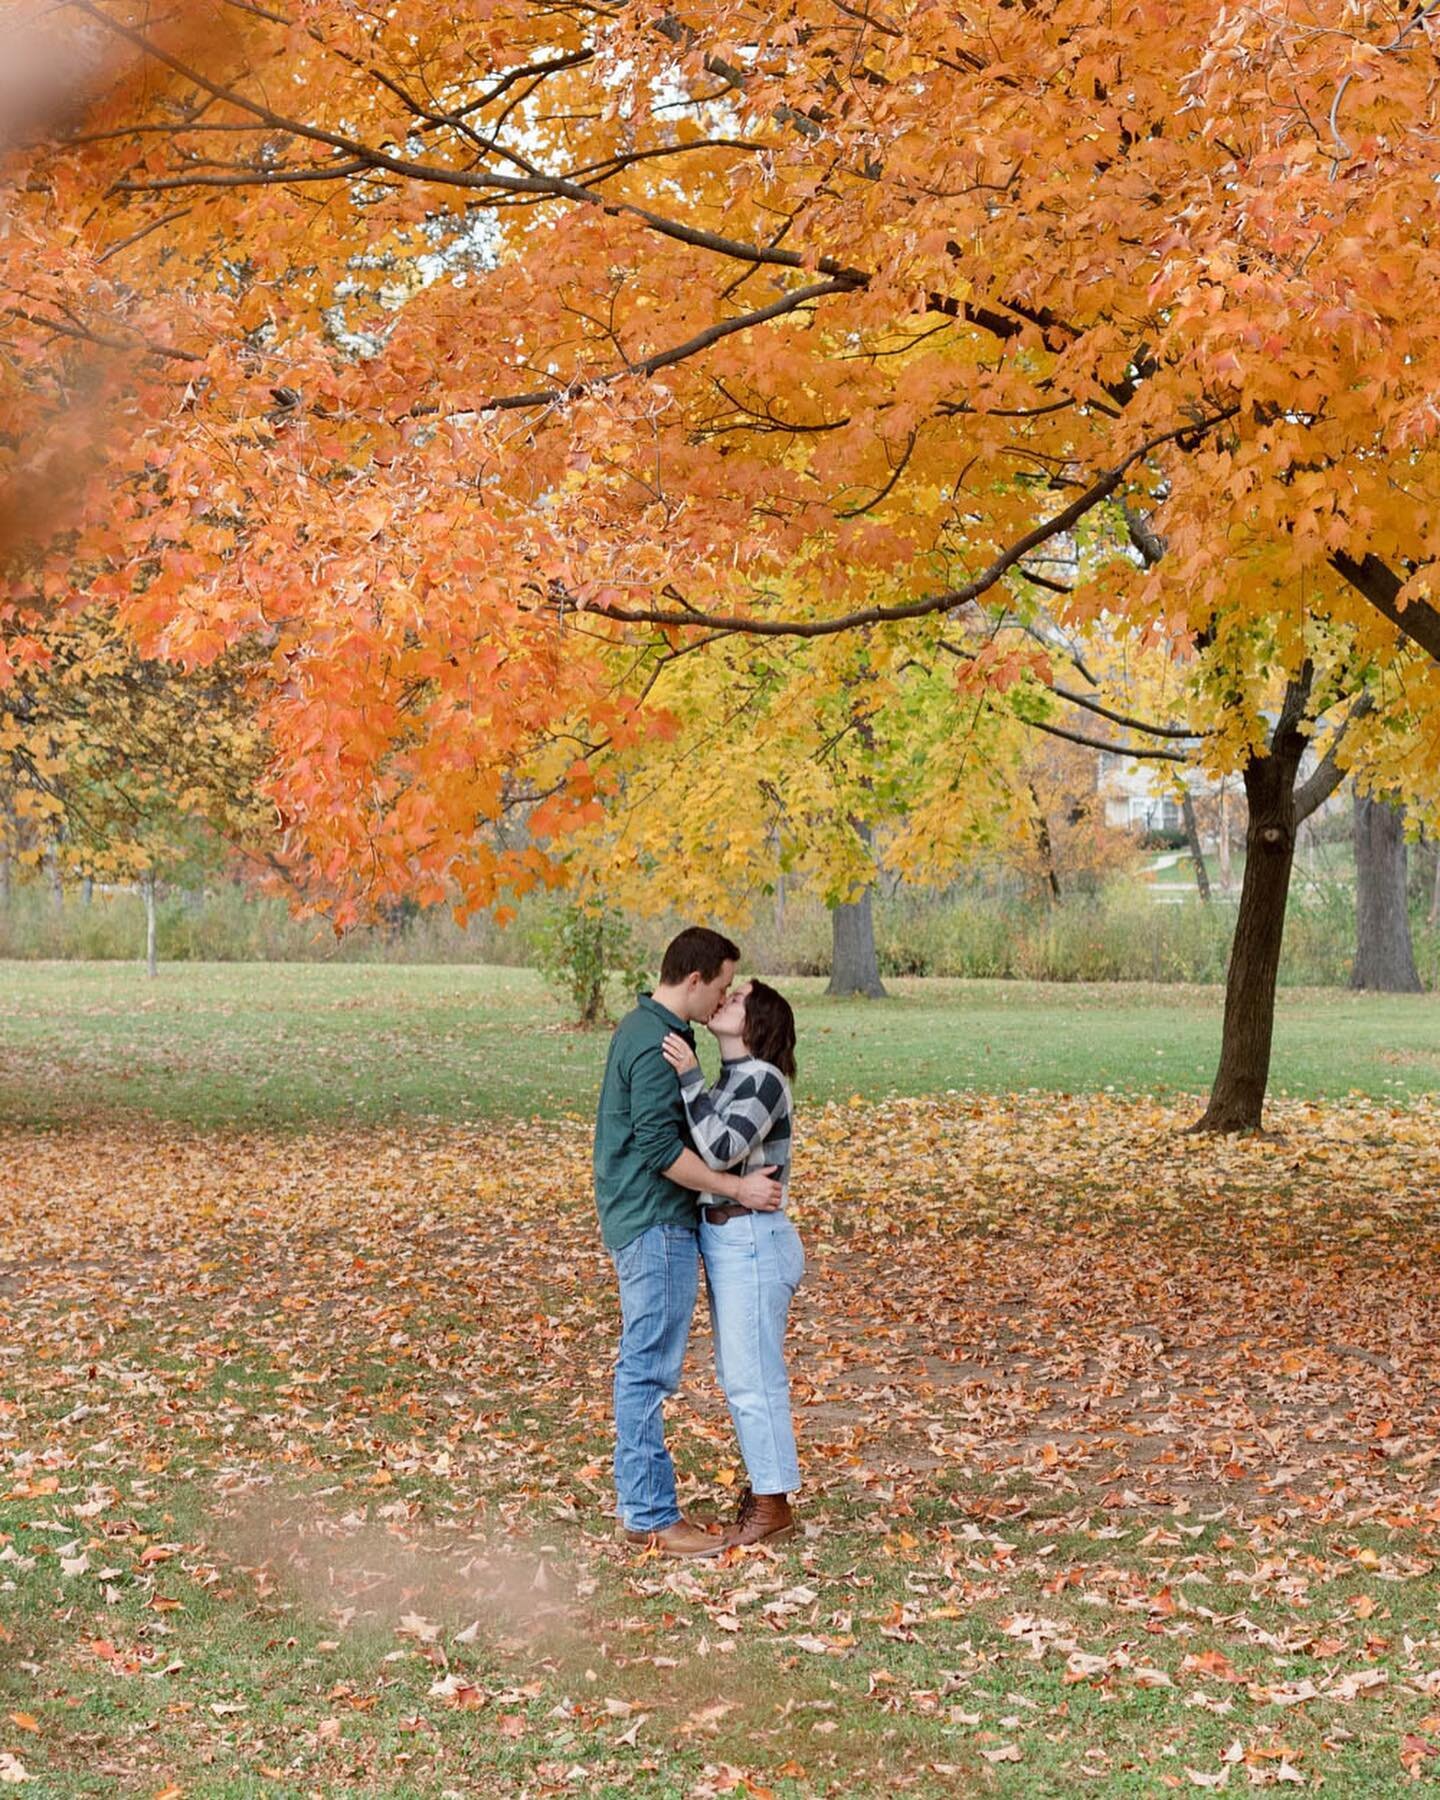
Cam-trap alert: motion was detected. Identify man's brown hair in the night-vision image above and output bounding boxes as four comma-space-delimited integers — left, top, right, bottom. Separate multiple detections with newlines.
659, 925, 741, 985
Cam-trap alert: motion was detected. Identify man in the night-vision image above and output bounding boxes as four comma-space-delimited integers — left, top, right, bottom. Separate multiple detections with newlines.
594, 926, 783, 1556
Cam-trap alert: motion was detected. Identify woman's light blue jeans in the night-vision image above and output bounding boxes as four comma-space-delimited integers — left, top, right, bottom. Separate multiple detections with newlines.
701, 1210, 805, 1495
611, 1223, 699, 1532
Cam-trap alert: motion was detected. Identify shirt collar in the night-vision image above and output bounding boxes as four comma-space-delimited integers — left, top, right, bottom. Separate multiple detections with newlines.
638, 992, 693, 1035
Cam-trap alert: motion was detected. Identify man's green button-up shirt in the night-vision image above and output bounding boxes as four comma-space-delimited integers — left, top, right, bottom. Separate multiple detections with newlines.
593, 994, 698, 1252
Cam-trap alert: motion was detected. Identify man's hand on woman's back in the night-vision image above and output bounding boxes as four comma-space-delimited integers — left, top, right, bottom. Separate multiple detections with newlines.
734, 1166, 783, 1211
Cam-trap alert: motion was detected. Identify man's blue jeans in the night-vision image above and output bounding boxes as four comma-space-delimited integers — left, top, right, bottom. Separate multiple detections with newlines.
701, 1210, 804, 1495
611, 1223, 699, 1531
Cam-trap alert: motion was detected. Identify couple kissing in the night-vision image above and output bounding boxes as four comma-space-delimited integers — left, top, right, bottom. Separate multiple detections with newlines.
593, 926, 804, 1557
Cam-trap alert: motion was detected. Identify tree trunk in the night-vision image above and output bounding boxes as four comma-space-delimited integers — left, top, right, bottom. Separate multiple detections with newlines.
45, 843, 63, 911
826, 817, 888, 998
826, 886, 887, 997
1181, 787, 1211, 902
1192, 672, 1330, 1134
1028, 782, 1061, 902
1350, 793, 1422, 992
1192, 759, 1300, 1131
0, 799, 15, 904
1430, 836, 1440, 931
80, 875, 93, 905
1217, 780, 1234, 893
143, 873, 158, 979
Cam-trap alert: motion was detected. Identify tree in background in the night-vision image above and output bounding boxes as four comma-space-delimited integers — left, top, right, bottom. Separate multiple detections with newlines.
1005, 736, 1136, 905
0, 613, 273, 973
1350, 794, 1423, 994
526, 613, 1026, 989
530, 896, 652, 1028
959, 597, 1433, 1131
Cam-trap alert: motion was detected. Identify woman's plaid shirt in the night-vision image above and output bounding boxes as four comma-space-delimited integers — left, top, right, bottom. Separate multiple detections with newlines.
678, 1056, 793, 1207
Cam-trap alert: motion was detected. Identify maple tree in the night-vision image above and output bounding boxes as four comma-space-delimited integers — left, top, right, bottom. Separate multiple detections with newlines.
1032, 606, 1438, 1128
537, 611, 1030, 998
4, 0, 1440, 1133
7, 0, 1440, 909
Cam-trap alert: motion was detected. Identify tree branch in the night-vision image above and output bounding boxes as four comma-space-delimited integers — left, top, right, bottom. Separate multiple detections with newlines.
484, 279, 852, 411
1021, 714, 1190, 762
2, 304, 202, 364
579, 407, 1239, 639
1049, 682, 1209, 740
1294, 693, 1375, 823
1330, 551, 1440, 668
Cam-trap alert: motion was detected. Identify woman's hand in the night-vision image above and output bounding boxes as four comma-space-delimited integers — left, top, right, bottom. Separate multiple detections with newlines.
661, 1032, 699, 1077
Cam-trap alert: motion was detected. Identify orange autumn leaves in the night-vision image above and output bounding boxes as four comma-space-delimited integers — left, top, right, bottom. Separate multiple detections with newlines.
3, 1, 1440, 912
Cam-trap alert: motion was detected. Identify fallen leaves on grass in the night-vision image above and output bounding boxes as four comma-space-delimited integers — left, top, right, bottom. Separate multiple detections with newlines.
0, 1094, 1438, 1792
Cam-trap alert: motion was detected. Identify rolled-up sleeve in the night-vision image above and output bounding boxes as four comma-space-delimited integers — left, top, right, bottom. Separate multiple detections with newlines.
629, 1043, 691, 1173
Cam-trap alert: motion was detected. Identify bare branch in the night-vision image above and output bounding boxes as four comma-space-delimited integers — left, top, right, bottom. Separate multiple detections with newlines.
1050, 682, 1209, 740
95, 207, 193, 264
3, 304, 202, 364
484, 278, 852, 411
1022, 713, 1191, 762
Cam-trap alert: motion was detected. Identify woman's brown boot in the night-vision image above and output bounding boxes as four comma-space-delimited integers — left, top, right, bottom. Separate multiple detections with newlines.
725, 1488, 795, 1546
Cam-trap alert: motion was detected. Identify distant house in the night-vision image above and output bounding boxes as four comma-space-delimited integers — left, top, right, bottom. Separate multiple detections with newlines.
1094, 749, 1205, 836
1095, 741, 1347, 845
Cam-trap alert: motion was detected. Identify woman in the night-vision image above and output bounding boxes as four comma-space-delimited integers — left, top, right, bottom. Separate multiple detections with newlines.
661, 979, 804, 1547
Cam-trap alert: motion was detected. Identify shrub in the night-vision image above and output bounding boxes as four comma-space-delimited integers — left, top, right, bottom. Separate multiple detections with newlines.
527, 899, 653, 1026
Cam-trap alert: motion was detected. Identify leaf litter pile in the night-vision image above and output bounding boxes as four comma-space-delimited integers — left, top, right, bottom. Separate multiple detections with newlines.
2, 1094, 1440, 1794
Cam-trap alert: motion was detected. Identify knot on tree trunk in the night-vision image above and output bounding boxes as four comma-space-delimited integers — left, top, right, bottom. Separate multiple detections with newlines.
1259, 825, 1288, 851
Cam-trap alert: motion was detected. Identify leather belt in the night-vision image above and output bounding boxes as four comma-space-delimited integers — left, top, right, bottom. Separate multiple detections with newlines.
701, 1202, 750, 1226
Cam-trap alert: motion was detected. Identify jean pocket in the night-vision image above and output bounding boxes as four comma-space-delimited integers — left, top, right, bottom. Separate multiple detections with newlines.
614, 1233, 649, 1281
701, 1219, 757, 1261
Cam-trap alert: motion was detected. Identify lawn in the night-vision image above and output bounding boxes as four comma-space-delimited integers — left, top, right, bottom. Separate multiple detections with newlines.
0, 961, 1435, 1129
1, 965, 1438, 1795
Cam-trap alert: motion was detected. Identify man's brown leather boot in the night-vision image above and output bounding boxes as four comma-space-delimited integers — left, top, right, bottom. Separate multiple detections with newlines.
620, 1518, 726, 1557
724, 1488, 796, 1547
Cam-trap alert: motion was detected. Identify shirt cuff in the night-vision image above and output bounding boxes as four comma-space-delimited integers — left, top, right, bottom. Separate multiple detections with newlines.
651, 1138, 692, 1174
678, 1068, 704, 1091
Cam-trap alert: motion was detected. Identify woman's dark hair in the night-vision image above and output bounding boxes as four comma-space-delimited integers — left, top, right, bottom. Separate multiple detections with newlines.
660, 925, 741, 985
741, 979, 797, 1081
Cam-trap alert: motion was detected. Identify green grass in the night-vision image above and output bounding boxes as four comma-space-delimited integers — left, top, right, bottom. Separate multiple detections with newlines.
0, 960, 1435, 1129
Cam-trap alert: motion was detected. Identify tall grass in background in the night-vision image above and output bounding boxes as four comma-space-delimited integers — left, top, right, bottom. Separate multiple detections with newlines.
883, 884, 1435, 988
0, 885, 534, 967
0, 876, 1436, 989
